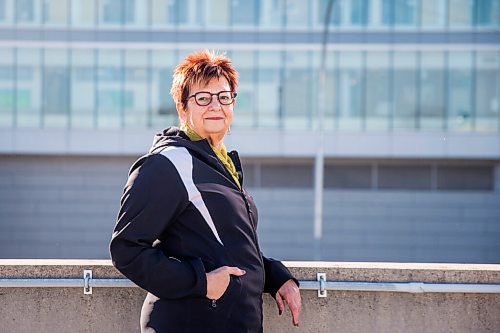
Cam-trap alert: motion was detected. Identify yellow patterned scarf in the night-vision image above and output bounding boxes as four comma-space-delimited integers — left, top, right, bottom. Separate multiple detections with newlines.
180, 123, 241, 188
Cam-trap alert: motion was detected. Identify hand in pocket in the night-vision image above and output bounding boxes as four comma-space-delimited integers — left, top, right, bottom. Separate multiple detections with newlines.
206, 266, 245, 300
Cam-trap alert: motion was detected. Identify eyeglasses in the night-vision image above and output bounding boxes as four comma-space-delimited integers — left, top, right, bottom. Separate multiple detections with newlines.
186, 91, 237, 106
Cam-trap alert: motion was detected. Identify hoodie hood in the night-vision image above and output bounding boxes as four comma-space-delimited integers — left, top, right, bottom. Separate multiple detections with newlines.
149, 126, 242, 186
149, 126, 188, 154
149, 126, 218, 157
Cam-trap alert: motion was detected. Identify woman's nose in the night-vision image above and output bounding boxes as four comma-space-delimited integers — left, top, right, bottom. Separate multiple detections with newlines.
208, 95, 222, 109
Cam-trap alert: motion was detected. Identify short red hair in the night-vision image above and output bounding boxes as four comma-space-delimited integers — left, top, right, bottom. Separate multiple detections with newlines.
170, 50, 239, 112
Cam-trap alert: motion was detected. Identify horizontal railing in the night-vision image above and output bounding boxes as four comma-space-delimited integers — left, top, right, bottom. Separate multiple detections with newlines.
1, 276, 499, 295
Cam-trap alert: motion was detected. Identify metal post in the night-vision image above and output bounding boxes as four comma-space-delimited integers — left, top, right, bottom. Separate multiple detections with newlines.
314, 0, 335, 260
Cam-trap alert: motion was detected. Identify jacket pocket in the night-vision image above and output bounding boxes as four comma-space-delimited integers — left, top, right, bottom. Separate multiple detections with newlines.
201, 257, 218, 273
215, 275, 241, 304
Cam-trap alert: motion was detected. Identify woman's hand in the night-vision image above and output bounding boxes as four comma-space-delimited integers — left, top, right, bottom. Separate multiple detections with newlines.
206, 266, 246, 300
275, 279, 302, 326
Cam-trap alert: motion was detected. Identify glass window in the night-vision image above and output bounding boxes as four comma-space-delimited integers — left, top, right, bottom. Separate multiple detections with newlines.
16, 0, 41, 24
0, 0, 15, 24
43, 48, 69, 128
230, 50, 255, 128
256, 51, 282, 128
0, 48, 14, 127
310, 51, 319, 130
382, 0, 419, 27
449, 0, 473, 27
381, 0, 393, 26
42, 0, 68, 25
420, 52, 445, 130
437, 166, 493, 191
71, 0, 96, 26
259, 0, 283, 28
313, 50, 337, 131
338, 51, 363, 130
283, 51, 312, 130
395, 0, 418, 26
421, 0, 446, 27
129, 0, 148, 27
71, 49, 95, 129
324, 165, 371, 189
0, 0, 5, 22
181, 0, 202, 28
205, 0, 230, 28
448, 52, 473, 131
151, 0, 188, 27
285, 0, 310, 28
365, 51, 390, 130
124, 50, 149, 128
231, 0, 259, 27
261, 164, 313, 188
378, 165, 432, 190
240, 163, 256, 187
98, 0, 135, 26
315, 0, 341, 27
151, 50, 176, 129
475, 51, 499, 131
97, 49, 122, 128
318, 0, 364, 28
327, 51, 338, 131
16, 48, 41, 128
349, 0, 369, 26
475, 0, 500, 27
393, 51, 417, 129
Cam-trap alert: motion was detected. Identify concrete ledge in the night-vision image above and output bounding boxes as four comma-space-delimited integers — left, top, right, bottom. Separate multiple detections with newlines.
1, 260, 499, 332
1, 260, 499, 283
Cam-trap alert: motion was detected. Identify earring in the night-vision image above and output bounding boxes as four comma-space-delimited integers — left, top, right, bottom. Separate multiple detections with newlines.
227, 126, 231, 135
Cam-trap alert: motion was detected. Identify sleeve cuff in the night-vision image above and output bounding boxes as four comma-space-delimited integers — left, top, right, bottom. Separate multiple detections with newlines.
263, 258, 298, 298
188, 258, 208, 298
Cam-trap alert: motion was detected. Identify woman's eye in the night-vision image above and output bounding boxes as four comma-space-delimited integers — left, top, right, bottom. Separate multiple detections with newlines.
197, 97, 209, 102
220, 96, 230, 101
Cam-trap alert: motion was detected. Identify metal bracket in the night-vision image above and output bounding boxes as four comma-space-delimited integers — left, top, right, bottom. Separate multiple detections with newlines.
317, 272, 327, 297
83, 270, 92, 295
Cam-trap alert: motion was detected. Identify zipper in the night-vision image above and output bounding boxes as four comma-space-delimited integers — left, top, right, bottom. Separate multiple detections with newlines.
215, 149, 265, 292
211, 299, 217, 308
230, 150, 265, 292
240, 188, 265, 292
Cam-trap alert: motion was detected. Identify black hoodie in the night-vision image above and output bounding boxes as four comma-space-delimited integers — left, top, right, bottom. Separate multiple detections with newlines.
110, 127, 297, 333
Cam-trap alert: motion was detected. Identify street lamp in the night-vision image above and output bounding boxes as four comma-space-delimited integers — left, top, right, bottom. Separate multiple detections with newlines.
314, 0, 335, 260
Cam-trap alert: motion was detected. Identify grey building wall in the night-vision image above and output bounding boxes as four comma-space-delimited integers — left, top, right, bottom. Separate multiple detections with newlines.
495, 164, 500, 191
0, 155, 135, 258
255, 190, 500, 263
0, 155, 499, 263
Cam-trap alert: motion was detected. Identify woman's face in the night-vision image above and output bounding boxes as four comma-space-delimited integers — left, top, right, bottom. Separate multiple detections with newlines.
180, 77, 234, 142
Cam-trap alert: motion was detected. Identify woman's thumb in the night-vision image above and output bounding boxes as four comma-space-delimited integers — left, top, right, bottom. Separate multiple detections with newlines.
228, 266, 246, 276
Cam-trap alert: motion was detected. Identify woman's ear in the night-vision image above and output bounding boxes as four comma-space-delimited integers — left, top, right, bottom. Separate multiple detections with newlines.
176, 102, 187, 122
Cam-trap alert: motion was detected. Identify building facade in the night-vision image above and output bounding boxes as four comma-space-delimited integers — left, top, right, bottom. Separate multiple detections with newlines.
0, 0, 499, 262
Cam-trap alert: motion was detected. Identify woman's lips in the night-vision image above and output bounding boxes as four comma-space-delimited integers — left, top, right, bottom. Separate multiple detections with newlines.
205, 117, 224, 120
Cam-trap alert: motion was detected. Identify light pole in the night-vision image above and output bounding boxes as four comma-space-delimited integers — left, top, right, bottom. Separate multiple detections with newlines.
314, 0, 335, 260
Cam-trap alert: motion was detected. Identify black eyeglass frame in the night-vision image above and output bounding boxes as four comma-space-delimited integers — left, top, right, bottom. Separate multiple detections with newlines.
185, 91, 237, 106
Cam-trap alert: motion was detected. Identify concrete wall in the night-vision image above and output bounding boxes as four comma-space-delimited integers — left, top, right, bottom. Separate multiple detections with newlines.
0, 260, 499, 333
1, 155, 500, 263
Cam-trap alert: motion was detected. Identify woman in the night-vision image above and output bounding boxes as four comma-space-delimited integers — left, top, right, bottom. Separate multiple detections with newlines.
110, 50, 301, 333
